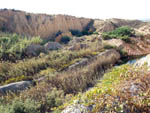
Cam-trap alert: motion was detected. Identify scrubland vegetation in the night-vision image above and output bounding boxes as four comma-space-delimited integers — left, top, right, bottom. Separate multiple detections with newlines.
0, 33, 106, 112
0, 25, 149, 113
0, 50, 116, 112
0, 40, 103, 85
1, 63, 149, 113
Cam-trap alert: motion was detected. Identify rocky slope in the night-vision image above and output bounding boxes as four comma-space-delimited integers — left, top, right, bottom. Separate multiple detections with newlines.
93, 18, 146, 33
104, 37, 150, 57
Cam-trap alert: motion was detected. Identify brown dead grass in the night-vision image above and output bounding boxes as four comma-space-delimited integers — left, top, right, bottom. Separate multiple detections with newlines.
47, 50, 119, 94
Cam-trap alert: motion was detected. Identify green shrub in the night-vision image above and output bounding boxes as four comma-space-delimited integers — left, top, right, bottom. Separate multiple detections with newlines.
0, 99, 40, 113
0, 33, 42, 61
102, 26, 135, 42
81, 30, 90, 35
70, 29, 82, 37
44, 88, 64, 108
70, 29, 93, 37
20, 85, 65, 112
60, 36, 71, 44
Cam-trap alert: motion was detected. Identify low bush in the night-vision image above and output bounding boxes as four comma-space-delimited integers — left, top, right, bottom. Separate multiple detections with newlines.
70, 29, 82, 37
0, 33, 42, 61
0, 99, 40, 113
70, 29, 93, 37
102, 26, 135, 42
19, 84, 65, 112
60, 36, 71, 44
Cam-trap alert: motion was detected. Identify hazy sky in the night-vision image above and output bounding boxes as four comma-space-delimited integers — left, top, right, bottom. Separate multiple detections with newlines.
0, 0, 150, 19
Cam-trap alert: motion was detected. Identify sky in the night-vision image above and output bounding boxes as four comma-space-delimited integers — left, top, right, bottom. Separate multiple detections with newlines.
0, 0, 150, 20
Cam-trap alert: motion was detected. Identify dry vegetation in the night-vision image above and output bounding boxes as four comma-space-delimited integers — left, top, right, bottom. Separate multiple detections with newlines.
0, 41, 103, 85
0, 49, 119, 112
0, 24, 150, 113
48, 49, 119, 94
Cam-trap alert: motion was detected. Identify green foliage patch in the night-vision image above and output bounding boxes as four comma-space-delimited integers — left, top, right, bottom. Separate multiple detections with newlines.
0, 33, 42, 61
0, 99, 40, 113
102, 26, 135, 42
70, 29, 93, 37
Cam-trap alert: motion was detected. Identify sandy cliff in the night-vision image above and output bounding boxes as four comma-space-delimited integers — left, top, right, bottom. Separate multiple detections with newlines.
0, 9, 93, 38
